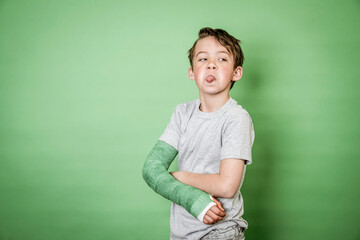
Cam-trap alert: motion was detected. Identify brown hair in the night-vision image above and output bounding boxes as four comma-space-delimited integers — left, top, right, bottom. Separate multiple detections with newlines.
188, 27, 244, 89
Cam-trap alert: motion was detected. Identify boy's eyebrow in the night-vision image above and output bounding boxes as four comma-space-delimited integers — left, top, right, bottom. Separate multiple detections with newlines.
196, 51, 230, 57
196, 51, 207, 57
217, 51, 230, 55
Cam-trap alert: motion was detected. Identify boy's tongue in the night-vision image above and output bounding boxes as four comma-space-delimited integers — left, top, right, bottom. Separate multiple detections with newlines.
206, 75, 216, 83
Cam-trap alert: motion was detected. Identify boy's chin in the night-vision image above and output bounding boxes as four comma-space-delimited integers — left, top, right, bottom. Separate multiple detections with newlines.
199, 88, 228, 96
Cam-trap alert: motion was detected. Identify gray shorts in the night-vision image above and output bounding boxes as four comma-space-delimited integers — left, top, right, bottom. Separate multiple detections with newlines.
200, 225, 245, 240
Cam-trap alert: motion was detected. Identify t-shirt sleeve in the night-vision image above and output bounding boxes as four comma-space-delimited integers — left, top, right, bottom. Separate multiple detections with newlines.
221, 111, 255, 164
159, 104, 182, 151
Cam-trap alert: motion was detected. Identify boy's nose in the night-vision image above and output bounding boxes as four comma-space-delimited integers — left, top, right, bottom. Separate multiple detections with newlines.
207, 62, 217, 69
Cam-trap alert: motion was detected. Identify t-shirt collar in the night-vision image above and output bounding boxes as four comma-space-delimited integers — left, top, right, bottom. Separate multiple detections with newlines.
195, 97, 236, 119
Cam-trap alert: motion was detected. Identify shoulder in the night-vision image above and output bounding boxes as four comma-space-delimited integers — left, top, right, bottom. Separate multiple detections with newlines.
226, 102, 252, 123
221, 102, 254, 136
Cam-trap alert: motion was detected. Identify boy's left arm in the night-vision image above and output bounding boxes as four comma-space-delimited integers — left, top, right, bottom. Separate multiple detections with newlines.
171, 158, 245, 198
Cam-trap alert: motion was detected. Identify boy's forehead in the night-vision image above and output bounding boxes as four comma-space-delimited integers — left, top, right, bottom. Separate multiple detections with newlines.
194, 36, 231, 55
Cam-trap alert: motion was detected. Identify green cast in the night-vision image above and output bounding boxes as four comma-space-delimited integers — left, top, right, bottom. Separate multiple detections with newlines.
142, 140, 213, 219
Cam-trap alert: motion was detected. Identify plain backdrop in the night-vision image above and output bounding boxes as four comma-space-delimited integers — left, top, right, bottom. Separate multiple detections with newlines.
0, 0, 359, 239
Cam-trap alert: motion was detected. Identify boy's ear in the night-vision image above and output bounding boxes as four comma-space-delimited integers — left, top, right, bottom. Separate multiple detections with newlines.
188, 67, 195, 80
232, 66, 243, 82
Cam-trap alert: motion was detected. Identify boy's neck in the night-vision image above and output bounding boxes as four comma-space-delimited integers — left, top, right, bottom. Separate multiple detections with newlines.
198, 92, 230, 113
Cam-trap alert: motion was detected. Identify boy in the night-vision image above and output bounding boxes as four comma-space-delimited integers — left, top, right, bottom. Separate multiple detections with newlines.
143, 27, 255, 239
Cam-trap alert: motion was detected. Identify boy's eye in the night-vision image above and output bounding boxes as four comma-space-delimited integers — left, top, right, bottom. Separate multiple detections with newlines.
199, 58, 207, 61
219, 58, 227, 61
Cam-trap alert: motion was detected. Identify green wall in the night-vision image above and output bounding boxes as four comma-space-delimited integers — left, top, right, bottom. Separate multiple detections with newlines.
1, 1, 359, 239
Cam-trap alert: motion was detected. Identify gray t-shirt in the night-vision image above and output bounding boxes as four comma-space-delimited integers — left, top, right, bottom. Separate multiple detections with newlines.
159, 97, 255, 240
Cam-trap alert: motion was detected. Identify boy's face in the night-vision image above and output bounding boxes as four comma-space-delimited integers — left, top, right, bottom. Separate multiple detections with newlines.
188, 36, 242, 96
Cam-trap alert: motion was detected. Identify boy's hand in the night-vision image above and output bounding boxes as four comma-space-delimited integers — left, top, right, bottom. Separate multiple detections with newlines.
203, 197, 226, 225
171, 171, 227, 224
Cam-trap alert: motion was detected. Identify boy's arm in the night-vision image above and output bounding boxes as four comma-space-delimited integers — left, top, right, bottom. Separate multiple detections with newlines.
142, 140, 225, 221
171, 158, 245, 198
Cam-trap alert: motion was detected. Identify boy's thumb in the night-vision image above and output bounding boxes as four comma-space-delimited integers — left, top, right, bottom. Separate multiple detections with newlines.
211, 196, 224, 211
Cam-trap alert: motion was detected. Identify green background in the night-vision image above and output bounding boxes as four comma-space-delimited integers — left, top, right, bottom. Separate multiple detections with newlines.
1, 0, 359, 239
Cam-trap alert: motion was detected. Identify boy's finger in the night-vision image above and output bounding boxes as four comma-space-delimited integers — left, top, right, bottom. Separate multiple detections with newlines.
209, 206, 226, 217
209, 207, 226, 219
211, 196, 225, 211
207, 208, 223, 221
215, 200, 224, 211
204, 215, 215, 224
210, 206, 226, 217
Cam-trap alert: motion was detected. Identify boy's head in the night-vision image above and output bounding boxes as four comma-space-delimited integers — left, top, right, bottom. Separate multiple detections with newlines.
188, 27, 244, 90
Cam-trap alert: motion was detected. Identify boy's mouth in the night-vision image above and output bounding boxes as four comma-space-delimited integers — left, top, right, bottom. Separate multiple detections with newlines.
205, 75, 216, 83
